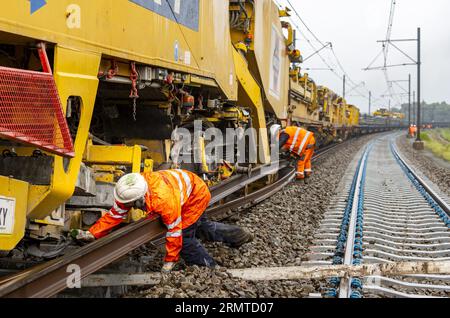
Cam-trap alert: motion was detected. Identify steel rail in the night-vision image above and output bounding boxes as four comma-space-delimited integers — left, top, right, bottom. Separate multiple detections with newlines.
343, 137, 449, 298
0, 215, 165, 298
311, 135, 450, 298
0, 141, 344, 298
207, 166, 295, 220
391, 143, 450, 216
209, 160, 289, 205
338, 145, 372, 298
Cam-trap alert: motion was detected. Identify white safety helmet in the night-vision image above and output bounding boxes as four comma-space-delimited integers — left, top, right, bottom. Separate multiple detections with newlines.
114, 173, 148, 204
270, 124, 282, 139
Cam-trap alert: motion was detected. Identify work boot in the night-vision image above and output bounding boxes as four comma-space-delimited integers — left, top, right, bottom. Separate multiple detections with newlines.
304, 174, 312, 184
229, 228, 254, 248
197, 218, 253, 248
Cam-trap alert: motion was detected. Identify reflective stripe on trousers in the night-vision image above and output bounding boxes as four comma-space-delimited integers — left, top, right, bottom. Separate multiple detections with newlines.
166, 230, 182, 238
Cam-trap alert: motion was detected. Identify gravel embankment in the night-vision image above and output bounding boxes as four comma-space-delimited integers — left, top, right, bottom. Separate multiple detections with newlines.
128, 134, 378, 298
396, 135, 450, 197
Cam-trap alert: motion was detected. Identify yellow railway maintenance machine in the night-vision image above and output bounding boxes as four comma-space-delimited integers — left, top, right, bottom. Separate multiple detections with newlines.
0, 0, 305, 255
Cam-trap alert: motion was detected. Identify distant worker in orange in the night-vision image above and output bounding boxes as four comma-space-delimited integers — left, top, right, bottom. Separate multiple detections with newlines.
71, 170, 253, 273
408, 125, 415, 138
271, 125, 316, 182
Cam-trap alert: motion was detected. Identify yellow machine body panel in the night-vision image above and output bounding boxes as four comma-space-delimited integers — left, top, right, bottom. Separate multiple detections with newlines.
347, 105, 360, 127
252, 0, 290, 119
0, 0, 241, 251
374, 109, 405, 119
318, 86, 348, 127
290, 76, 320, 124
0, 177, 29, 251
0, 0, 364, 252
374, 108, 390, 117
0, 0, 237, 100
338, 102, 348, 127
233, 49, 270, 164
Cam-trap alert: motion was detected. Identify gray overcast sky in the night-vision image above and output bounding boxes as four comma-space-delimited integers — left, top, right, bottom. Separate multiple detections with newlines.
275, 0, 450, 114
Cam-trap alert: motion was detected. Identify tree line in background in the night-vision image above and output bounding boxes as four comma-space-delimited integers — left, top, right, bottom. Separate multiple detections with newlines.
391, 101, 450, 123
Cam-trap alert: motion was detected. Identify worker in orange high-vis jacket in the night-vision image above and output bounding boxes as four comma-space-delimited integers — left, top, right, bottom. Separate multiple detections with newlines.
271, 125, 316, 182
408, 125, 418, 138
408, 125, 414, 138
71, 170, 253, 273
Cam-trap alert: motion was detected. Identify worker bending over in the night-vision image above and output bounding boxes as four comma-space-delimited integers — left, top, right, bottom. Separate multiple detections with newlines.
272, 125, 316, 181
72, 170, 253, 273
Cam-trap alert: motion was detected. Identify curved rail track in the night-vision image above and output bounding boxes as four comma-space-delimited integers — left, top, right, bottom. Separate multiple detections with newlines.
307, 134, 450, 298
0, 141, 342, 298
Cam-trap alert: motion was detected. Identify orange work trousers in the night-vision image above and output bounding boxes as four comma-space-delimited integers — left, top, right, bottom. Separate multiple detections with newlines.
296, 136, 316, 180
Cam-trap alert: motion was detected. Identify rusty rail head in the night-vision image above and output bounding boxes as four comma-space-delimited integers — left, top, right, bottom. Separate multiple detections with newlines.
208, 166, 295, 220
0, 217, 165, 298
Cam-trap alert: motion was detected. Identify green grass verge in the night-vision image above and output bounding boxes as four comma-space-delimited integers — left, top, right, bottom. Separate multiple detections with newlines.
421, 130, 450, 162
439, 128, 450, 142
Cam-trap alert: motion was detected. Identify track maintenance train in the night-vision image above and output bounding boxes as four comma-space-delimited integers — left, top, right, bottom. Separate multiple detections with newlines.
0, 0, 367, 257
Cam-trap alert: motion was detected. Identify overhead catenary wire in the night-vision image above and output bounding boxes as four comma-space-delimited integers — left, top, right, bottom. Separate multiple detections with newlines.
384, 0, 397, 66
273, 0, 338, 79
381, 0, 402, 107
285, 0, 369, 94
383, 2, 400, 107
278, 0, 370, 101
362, 0, 404, 108
365, 49, 385, 71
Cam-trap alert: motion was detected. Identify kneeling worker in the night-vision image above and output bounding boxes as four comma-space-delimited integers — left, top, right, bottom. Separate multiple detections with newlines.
72, 170, 253, 273
272, 125, 316, 181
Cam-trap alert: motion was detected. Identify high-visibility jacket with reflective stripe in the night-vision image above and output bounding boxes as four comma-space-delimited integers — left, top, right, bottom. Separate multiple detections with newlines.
282, 126, 315, 156
89, 169, 210, 263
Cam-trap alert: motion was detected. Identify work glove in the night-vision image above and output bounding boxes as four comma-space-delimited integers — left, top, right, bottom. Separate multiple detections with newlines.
70, 229, 95, 242
130, 208, 147, 222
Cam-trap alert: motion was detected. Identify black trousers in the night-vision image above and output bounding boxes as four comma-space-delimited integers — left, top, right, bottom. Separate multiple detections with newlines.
180, 214, 246, 267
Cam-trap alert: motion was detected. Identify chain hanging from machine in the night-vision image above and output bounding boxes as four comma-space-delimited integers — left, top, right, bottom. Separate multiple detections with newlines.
129, 62, 139, 121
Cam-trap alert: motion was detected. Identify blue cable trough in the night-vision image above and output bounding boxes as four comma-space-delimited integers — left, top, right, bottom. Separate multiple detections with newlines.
327, 143, 373, 298
348, 143, 372, 298
327, 150, 363, 296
